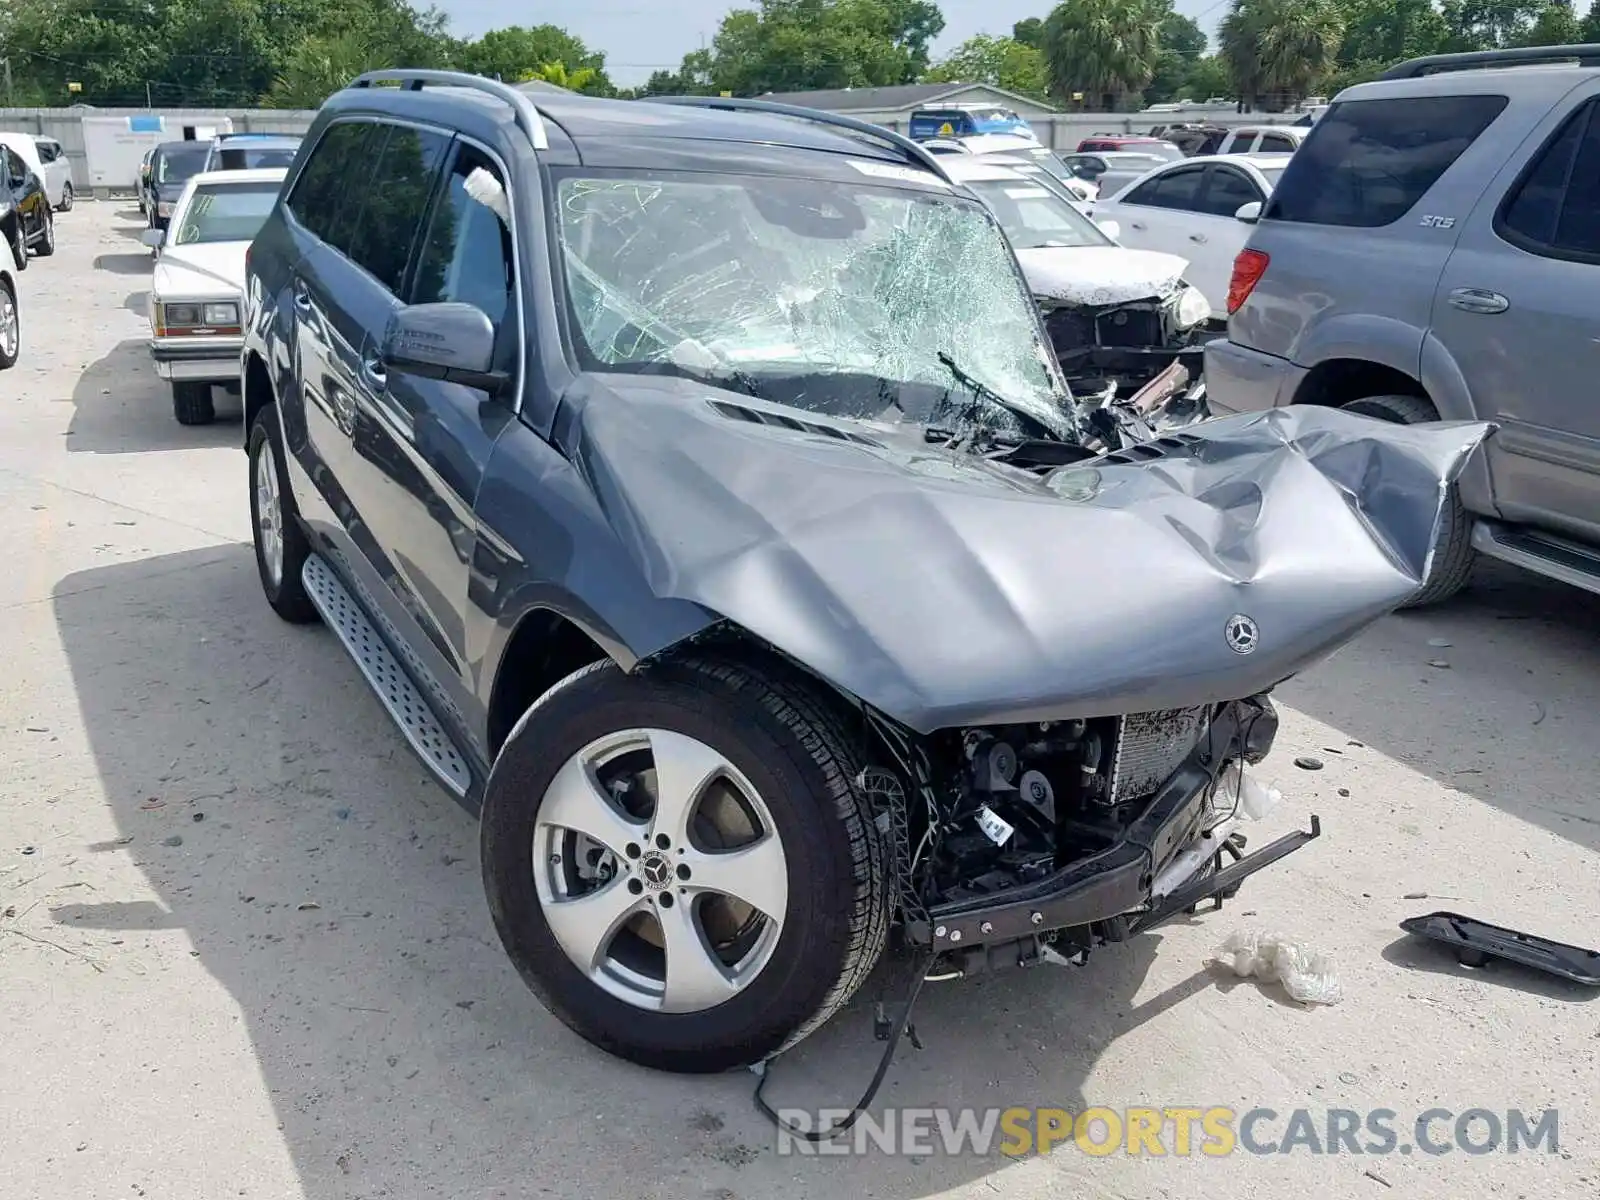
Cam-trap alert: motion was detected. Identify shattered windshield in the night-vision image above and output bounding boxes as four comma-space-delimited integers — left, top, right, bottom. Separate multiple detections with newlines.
554, 169, 1074, 437
963, 179, 1112, 250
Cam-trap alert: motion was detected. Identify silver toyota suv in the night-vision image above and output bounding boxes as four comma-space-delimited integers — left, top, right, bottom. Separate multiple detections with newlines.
1204, 43, 1600, 606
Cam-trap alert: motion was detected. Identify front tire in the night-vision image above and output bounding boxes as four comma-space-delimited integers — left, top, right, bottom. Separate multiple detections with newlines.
247, 405, 318, 623
171, 381, 215, 425
57, 183, 73, 212
481, 656, 891, 1074
1343, 392, 1475, 607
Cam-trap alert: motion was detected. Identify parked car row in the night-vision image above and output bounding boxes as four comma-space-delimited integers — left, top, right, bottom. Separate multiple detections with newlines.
0, 130, 77, 374
138, 132, 302, 421
140, 132, 301, 235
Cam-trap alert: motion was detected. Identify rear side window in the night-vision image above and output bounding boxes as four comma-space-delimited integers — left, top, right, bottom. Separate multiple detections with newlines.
345, 125, 449, 295
1260, 133, 1296, 153
1223, 134, 1254, 154
1267, 95, 1508, 227
1124, 166, 1204, 210
1199, 166, 1260, 216
35, 140, 59, 164
286, 122, 382, 250
1498, 99, 1600, 260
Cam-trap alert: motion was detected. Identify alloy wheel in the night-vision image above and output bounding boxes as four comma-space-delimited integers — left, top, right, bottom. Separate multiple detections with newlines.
533, 728, 788, 1014
0, 285, 17, 361
255, 438, 284, 587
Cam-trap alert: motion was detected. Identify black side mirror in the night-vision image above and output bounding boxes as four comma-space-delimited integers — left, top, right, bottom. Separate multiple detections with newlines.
380, 302, 509, 395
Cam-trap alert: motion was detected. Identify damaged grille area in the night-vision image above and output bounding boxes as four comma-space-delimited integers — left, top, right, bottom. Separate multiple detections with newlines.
1107, 706, 1212, 805
1044, 299, 1173, 360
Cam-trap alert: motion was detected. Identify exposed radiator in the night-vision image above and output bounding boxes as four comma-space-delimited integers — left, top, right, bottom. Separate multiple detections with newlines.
1107, 706, 1211, 805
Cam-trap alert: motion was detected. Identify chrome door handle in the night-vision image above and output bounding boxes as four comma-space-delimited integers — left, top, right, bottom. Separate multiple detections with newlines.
1447, 287, 1509, 314
291, 281, 312, 313
1189, 232, 1207, 243
361, 354, 387, 389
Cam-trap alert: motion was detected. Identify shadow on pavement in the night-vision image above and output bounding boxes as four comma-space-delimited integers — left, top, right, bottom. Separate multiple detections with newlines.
93, 252, 152, 275
52, 546, 1171, 1198
1280, 559, 1600, 854
67, 338, 240, 453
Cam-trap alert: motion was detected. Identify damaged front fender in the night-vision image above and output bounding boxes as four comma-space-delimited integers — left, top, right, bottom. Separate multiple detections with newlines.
573, 383, 1491, 733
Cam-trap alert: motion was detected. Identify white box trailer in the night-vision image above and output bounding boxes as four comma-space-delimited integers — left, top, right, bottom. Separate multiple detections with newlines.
81, 114, 235, 192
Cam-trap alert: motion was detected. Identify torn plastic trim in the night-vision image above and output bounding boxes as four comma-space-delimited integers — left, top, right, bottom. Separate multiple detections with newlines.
1400, 912, 1600, 986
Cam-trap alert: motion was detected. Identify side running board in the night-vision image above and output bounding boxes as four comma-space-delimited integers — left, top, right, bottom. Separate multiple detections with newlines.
1472, 521, 1600, 597
301, 554, 473, 797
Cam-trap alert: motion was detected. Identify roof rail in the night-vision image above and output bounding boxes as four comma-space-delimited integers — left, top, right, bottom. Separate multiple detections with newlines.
1379, 43, 1600, 80
347, 69, 549, 150
640, 94, 953, 183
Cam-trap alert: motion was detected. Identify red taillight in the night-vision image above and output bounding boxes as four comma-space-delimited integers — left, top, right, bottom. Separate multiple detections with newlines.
1227, 249, 1269, 315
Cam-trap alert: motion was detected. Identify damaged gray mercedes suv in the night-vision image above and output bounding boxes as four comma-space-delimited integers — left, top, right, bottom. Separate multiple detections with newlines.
240, 70, 1489, 1082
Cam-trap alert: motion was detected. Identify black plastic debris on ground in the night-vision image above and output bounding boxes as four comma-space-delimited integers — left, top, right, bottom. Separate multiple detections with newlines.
1400, 911, 1600, 986
1294, 756, 1324, 771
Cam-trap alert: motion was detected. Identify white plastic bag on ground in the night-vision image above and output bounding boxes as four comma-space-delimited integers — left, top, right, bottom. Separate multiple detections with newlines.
1210, 929, 1344, 1005
1213, 761, 1282, 821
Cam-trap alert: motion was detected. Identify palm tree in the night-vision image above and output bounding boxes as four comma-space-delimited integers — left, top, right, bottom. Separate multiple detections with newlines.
1219, 0, 1343, 111
265, 32, 393, 109
519, 62, 599, 92
1043, 0, 1164, 111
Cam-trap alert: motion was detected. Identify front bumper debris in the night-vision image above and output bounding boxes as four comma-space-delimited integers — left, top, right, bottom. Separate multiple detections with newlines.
1400, 911, 1600, 986
905, 698, 1319, 951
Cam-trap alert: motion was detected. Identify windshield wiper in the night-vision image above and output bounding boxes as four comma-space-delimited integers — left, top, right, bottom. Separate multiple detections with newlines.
935, 351, 1074, 445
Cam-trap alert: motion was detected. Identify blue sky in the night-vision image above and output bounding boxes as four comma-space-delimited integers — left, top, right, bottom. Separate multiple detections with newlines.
435, 0, 1232, 87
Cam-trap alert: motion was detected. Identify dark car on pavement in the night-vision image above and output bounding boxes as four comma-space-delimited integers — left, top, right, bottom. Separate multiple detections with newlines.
238, 69, 1487, 1079
145, 140, 212, 232
0, 142, 55, 268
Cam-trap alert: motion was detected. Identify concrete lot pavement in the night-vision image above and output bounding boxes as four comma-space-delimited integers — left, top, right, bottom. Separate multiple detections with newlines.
2, 201, 1596, 1200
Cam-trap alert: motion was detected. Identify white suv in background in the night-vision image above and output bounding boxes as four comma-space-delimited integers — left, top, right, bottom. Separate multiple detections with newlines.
33, 137, 74, 210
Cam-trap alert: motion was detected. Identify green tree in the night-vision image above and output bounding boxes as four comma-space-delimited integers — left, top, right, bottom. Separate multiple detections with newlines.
663, 0, 947, 97
0, 0, 456, 106
1335, 0, 1449, 66
1438, 0, 1545, 50
922, 34, 1049, 98
453, 24, 613, 93
1183, 54, 1233, 100
1013, 17, 1046, 48
1219, 0, 1343, 111
265, 31, 395, 108
1160, 10, 1207, 57
638, 49, 719, 96
520, 62, 600, 92
1042, 0, 1165, 110
1143, 11, 1209, 103
1522, 0, 1580, 46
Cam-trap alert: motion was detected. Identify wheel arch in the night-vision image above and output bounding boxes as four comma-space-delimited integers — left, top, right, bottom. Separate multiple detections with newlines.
484, 607, 868, 765
486, 607, 617, 760
1289, 346, 1495, 515
1291, 357, 1429, 409
242, 349, 274, 446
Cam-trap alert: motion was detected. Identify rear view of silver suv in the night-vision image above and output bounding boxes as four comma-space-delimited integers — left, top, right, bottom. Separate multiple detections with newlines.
1205, 44, 1600, 606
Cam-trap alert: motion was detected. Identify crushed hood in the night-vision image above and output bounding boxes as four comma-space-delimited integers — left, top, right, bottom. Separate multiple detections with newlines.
570, 377, 1492, 733
153, 243, 246, 299
1013, 245, 1188, 307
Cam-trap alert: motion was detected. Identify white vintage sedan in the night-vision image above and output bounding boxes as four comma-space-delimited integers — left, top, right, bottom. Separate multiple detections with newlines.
143, 167, 286, 425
